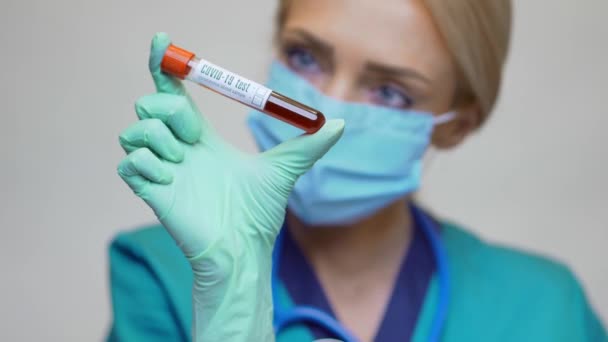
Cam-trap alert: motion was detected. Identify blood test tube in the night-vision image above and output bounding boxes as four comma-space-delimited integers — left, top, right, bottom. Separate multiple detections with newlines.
160, 44, 326, 134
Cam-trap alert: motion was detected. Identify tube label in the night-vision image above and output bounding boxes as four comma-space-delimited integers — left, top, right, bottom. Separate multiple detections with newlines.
187, 58, 272, 111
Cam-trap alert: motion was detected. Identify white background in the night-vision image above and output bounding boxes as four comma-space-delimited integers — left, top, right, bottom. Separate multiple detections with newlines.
1, 0, 606, 340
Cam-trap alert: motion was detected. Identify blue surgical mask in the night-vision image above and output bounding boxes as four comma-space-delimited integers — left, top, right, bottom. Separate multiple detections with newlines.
247, 62, 454, 225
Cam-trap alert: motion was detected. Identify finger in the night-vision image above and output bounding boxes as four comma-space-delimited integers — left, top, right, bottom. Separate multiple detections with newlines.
119, 119, 185, 163
262, 119, 345, 179
135, 93, 203, 144
149, 32, 187, 95
117, 148, 174, 193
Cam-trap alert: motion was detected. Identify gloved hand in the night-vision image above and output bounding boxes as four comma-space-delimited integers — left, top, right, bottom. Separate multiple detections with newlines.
117, 32, 344, 342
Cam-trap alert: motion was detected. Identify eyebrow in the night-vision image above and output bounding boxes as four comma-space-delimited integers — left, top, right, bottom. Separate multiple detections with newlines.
365, 62, 432, 85
283, 29, 334, 56
284, 28, 431, 85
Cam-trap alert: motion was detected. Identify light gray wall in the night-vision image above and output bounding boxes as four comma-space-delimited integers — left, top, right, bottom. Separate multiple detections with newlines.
1, 0, 606, 340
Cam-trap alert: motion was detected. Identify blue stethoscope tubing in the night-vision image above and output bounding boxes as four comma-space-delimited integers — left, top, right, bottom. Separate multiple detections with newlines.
271, 206, 451, 342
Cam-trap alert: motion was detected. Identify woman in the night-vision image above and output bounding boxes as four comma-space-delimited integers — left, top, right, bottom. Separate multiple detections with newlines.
109, 0, 606, 341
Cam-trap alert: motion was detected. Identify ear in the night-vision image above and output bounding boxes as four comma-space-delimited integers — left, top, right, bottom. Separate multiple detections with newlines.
431, 102, 482, 149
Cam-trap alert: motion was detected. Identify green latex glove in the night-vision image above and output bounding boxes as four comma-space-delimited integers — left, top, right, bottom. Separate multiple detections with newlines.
117, 32, 344, 342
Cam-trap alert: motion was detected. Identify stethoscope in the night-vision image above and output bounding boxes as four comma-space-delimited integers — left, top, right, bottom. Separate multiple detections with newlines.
271, 205, 451, 342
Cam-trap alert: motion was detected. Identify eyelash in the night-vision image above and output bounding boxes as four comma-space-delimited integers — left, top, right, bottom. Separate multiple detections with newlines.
283, 45, 323, 75
369, 83, 414, 109
280, 44, 415, 109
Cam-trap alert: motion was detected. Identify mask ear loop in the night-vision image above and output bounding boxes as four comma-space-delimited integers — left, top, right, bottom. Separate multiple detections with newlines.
433, 111, 456, 125
423, 110, 452, 185
426, 111, 456, 163
416, 112, 454, 203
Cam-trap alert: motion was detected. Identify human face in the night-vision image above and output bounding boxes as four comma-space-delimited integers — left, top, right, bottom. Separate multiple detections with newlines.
277, 0, 477, 147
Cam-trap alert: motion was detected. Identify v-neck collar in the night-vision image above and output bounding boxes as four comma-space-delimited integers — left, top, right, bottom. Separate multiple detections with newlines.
278, 206, 436, 341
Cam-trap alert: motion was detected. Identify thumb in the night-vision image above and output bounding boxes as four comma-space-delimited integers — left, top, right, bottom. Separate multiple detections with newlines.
149, 32, 188, 95
262, 119, 345, 179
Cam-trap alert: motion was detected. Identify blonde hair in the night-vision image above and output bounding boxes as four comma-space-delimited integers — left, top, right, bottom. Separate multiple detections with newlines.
276, 0, 512, 124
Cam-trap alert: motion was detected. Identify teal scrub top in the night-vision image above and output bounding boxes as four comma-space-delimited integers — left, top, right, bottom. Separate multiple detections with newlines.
106, 221, 606, 341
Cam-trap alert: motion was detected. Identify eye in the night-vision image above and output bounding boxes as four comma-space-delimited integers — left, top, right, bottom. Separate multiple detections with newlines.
369, 84, 414, 109
284, 46, 322, 76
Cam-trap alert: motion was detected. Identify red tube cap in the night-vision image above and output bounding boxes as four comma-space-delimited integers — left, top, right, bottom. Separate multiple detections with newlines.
161, 44, 195, 79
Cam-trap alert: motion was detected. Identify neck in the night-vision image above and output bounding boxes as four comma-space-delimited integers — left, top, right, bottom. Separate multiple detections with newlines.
287, 198, 413, 277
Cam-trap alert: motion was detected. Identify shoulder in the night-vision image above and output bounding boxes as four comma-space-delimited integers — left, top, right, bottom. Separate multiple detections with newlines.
440, 221, 606, 341
108, 223, 192, 288
111, 224, 175, 254
107, 224, 193, 340
441, 221, 576, 293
